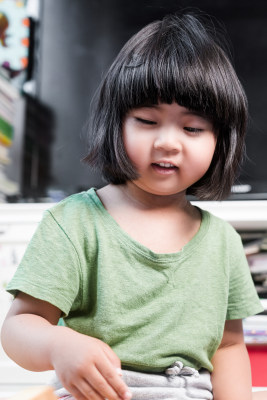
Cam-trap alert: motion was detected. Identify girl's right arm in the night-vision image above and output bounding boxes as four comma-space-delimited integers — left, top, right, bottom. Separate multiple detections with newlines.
0, 292, 132, 400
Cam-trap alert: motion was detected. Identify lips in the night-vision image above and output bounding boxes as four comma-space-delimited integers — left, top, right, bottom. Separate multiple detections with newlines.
151, 162, 178, 174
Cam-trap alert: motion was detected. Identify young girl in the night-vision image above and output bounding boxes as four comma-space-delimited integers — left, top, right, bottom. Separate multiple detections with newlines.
1, 12, 265, 400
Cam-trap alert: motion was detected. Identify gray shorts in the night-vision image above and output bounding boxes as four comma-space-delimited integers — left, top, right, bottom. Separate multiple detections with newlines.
55, 361, 213, 400
121, 362, 213, 400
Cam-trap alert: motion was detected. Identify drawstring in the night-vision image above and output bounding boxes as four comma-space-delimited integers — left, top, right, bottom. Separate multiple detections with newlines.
165, 361, 199, 378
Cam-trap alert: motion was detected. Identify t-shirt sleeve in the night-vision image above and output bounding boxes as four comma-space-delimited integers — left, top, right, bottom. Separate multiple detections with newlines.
226, 230, 264, 320
6, 210, 81, 316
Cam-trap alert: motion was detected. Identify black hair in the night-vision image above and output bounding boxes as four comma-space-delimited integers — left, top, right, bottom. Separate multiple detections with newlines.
83, 12, 248, 200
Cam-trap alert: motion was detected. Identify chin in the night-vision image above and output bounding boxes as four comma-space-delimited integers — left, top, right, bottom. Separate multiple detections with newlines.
141, 185, 186, 197
130, 180, 187, 197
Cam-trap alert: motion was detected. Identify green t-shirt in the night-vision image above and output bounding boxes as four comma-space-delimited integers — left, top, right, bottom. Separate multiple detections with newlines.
7, 188, 263, 373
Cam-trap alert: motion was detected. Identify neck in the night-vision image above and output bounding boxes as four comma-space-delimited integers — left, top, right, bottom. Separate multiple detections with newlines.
119, 182, 192, 212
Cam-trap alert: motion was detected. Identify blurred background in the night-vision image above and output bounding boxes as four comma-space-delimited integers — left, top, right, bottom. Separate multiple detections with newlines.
1, 1, 267, 395
1, 0, 267, 203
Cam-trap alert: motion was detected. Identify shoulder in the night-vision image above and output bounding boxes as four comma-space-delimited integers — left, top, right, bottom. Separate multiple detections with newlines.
39, 188, 103, 239
200, 209, 250, 276
201, 208, 239, 237
47, 188, 99, 221
200, 208, 243, 251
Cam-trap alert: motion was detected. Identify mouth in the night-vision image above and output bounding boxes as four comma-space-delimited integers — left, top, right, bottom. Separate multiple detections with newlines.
151, 162, 178, 174
152, 162, 178, 169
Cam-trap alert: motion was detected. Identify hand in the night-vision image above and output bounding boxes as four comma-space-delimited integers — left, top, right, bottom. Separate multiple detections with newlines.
50, 327, 132, 400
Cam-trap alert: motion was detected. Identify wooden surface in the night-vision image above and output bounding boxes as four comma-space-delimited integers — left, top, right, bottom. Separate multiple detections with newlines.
8, 386, 57, 400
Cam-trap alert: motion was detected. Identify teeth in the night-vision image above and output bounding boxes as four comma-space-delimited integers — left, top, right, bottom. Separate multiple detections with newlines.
158, 162, 174, 167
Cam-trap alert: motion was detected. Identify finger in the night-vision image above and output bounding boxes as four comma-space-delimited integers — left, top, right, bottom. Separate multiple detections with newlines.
69, 382, 103, 400
96, 357, 132, 400
102, 342, 121, 369
85, 367, 122, 400
67, 384, 88, 400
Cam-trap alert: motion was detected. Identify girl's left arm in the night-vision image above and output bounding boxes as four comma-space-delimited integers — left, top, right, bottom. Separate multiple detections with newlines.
211, 319, 252, 400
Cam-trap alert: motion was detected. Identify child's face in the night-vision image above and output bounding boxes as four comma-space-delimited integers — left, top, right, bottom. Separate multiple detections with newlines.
122, 102, 217, 197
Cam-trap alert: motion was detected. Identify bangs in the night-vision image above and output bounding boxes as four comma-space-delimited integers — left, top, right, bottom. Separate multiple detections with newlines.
120, 52, 220, 119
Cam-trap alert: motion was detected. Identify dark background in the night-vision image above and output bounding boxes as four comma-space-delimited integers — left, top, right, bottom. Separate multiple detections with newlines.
22, 0, 267, 201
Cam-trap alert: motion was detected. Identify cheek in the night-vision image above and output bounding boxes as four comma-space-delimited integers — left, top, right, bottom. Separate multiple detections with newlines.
125, 145, 147, 170
203, 135, 217, 158
123, 133, 138, 164
189, 138, 216, 171
123, 130, 150, 166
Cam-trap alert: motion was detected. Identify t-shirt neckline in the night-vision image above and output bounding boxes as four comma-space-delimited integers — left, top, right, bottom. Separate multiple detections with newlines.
88, 187, 210, 263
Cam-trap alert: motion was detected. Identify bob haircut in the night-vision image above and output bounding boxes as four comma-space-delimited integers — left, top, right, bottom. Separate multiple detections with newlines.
83, 12, 248, 200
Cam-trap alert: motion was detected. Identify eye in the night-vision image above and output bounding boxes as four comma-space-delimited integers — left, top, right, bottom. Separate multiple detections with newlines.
184, 127, 203, 133
135, 117, 156, 125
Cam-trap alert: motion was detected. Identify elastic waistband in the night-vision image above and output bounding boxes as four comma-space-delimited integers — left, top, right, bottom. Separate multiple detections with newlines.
54, 361, 213, 400
121, 361, 213, 400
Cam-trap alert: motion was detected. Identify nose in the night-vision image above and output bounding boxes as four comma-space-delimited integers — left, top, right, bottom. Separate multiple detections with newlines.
154, 127, 182, 152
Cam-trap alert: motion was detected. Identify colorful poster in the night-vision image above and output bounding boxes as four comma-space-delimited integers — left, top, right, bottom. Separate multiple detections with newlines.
0, 0, 30, 72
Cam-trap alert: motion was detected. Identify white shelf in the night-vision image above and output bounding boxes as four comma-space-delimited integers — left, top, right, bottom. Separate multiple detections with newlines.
0, 361, 55, 398
192, 200, 267, 230
0, 200, 267, 230
0, 361, 54, 385
0, 203, 55, 225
